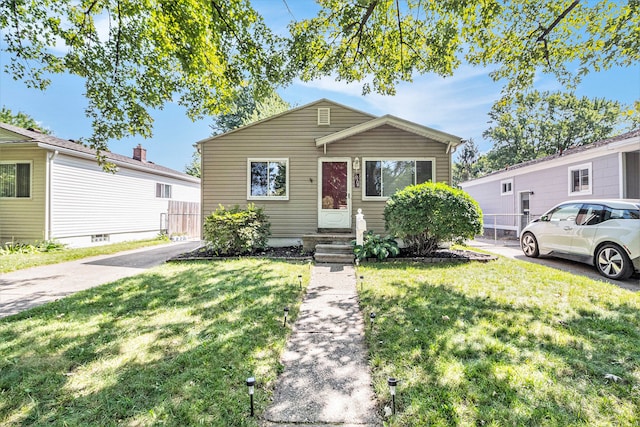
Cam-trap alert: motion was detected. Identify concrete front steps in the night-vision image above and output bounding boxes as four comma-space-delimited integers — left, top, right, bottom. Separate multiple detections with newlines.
303, 233, 355, 264
314, 243, 355, 264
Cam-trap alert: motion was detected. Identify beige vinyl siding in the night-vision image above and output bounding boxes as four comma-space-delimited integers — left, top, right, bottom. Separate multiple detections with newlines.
201, 101, 453, 238
50, 154, 199, 239
324, 124, 451, 233
201, 101, 375, 238
0, 147, 47, 243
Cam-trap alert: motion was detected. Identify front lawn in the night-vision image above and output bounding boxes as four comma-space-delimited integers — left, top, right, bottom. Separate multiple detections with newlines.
0, 259, 308, 426
358, 257, 640, 426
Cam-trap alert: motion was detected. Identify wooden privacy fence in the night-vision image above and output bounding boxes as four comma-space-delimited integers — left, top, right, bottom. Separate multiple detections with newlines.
165, 200, 201, 238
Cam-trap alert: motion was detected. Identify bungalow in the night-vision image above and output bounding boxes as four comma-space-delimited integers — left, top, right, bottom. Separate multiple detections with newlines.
0, 123, 201, 248
197, 99, 463, 250
459, 129, 640, 238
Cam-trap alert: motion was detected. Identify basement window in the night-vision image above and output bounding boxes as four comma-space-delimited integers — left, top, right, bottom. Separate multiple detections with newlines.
91, 234, 110, 243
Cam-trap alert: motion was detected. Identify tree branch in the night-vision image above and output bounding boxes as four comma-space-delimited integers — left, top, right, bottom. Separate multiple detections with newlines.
536, 0, 580, 43
395, 0, 405, 77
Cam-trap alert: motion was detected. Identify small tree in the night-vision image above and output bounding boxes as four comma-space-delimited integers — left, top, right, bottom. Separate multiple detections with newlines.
384, 183, 483, 255
203, 204, 271, 256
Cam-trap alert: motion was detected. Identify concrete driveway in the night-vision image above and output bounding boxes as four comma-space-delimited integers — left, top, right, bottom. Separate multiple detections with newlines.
469, 238, 640, 291
0, 240, 202, 318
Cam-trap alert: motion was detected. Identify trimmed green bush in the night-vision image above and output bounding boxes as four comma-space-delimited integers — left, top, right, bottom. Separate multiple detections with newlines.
203, 203, 271, 255
384, 182, 483, 255
353, 230, 400, 262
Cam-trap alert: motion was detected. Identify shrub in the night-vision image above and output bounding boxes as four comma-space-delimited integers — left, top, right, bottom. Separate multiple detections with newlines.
384, 182, 483, 255
353, 230, 400, 262
203, 203, 271, 256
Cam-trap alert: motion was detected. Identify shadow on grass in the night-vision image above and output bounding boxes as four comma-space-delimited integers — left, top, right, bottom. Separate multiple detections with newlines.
360, 261, 639, 426
0, 259, 307, 426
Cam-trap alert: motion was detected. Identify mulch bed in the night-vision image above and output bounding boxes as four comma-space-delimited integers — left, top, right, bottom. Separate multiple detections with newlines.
171, 246, 496, 263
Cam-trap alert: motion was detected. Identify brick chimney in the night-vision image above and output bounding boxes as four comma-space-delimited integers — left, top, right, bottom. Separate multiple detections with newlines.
133, 144, 146, 162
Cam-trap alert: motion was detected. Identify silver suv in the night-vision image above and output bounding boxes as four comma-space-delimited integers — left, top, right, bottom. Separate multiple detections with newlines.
520, 199, 640, 280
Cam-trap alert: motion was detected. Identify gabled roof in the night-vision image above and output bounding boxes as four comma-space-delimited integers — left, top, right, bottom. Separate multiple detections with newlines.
0, 122, 199, 182
315, 114, 463, 150
196, 98, 377, 145
460, 128, 640, 186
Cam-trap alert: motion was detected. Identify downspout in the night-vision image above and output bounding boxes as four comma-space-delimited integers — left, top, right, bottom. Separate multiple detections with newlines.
45, 150, 59, 240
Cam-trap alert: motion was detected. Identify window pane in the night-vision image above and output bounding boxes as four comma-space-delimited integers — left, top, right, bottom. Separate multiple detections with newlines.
572, 170, 580, 192
269, 161, 287, 196
416, 161, 433, 184
0, 164, 16, 197
580, 169, 589, 190
164, 184, 172, 199
322, 161, 347, 209
365, 161, 381, 196
549, 204, 581, 222
16, 163, 30, 197
251, 162, 268, 196
382, 160, 413, 197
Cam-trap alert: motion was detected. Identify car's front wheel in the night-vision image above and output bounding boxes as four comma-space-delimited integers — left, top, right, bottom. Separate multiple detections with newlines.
595, 243, 633, 280
521, 232, 539, 258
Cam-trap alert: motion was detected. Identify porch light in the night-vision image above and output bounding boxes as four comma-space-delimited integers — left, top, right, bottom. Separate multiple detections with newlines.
353, 157, 360, 170
283, 307, 289, 326
246, 377, 256, 416
388, 377, 398, 415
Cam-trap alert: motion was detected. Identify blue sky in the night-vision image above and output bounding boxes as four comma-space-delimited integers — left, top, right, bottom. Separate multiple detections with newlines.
0, 0, 638, 173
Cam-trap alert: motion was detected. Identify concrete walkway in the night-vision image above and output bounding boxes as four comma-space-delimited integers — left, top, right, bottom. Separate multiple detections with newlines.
0, 240, 202, 318
261, 264, 381, 427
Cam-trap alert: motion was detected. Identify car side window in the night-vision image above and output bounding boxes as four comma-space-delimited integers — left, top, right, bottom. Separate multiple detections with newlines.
576, 204, 604, 226
604, 207, 640, 221
548, 203, 582, 222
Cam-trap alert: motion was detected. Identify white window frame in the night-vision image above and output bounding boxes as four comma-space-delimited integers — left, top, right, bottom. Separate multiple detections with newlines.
362, 157, 436, 201
155, 183, 172, 199
0, 160, 32, 199
247, 158, 289, 201
568, 163, 592, 196
500, 179, 513, 196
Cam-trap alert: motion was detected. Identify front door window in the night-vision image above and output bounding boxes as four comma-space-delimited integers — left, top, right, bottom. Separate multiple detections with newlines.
322, 162, 348, 210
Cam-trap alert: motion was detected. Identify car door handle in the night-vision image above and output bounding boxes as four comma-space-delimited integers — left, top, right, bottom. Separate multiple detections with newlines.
563, 226, 573, 231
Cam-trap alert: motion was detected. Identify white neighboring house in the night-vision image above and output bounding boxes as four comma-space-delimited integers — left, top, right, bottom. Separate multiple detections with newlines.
0, 122, 201, 248
460, 130, 640, 239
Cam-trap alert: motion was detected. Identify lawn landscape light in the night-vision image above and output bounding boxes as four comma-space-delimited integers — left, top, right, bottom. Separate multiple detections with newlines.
298, 274, 302, 290
388, 377, 398, 415
246, 377, 255, 416
370, 312, 376, 329
359, 275, 364, 291
283, 307, 289, 326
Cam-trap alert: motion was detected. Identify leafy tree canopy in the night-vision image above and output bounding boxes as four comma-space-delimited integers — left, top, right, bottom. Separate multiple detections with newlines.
482, 90, 631, 170
2, 0, 638, 165
0, 106, 51, 134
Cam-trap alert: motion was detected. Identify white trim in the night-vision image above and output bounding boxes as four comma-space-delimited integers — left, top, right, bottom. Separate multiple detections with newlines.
0, 160, 33, 199
315, 115, 462, 147
619, 152, 625, 199
246, 158, 290, 201
500, 178, 514, 195
362, 157, 436, 201
460, 135, 639, 188
567, 162, 592, 196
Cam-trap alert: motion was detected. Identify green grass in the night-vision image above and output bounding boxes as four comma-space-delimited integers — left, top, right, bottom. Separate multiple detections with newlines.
0, 239, 169, 273
357, 256, 640, 426
0, 259, 309, 426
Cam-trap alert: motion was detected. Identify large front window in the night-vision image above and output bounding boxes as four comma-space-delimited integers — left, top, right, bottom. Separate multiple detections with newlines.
248, 159, 288, 200
0, 162, 31, 198
364, 159, 434, 199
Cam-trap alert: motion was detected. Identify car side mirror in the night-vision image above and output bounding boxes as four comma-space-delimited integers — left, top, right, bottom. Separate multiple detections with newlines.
541, 215, 549, 222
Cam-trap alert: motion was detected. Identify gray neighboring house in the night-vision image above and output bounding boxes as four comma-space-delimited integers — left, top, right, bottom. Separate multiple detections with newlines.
197, 99, 463, 249
460, 129, 640, 238
0, 123, 201, 248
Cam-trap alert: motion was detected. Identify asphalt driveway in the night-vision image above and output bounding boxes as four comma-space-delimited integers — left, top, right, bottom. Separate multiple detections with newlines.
469, 238, 640, 291
0, 240, 202, 318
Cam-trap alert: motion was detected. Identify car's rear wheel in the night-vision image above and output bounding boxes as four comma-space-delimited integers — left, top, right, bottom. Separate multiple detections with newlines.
595, 243, 633, 280
521, 232, 539, 258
